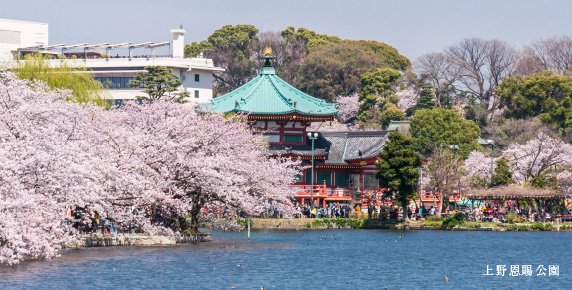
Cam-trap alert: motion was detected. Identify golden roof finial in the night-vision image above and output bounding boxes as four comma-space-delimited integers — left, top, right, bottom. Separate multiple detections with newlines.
264, 46, 273, 55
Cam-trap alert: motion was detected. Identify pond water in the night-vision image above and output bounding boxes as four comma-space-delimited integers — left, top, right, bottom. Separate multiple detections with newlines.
1, 230, 571, 289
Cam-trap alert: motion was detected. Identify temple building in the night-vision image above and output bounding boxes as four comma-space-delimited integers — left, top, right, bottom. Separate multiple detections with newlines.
206, 49, 388, 207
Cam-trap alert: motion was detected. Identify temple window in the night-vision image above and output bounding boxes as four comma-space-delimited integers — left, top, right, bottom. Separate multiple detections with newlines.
284, 135, 303, 143
334, 172, 350, 187
316, 172, 332, 186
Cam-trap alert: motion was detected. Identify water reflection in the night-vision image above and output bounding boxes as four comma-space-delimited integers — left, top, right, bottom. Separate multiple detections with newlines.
1, 230, 571, 289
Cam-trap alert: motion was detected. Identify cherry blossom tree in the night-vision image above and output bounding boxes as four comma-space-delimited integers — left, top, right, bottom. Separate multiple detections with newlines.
0, 72, 117, 265
464, 151, 495, 187
557, 171, 572, 195
0, 72, 301, 264
396, 88, 418, 112
335, 93, 359, 123
502, 133, 572, 185
107, 101, 301, 232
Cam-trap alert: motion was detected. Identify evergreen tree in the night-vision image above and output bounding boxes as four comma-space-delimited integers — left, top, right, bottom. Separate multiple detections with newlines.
130, 66, 181, 101
376, 132, 422, 221
491, 157, 513, 187
416, 85, 436, 110
407, 85, 435, 116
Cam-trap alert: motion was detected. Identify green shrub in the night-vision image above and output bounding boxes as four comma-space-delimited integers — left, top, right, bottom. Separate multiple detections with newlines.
452, 212, 466, 222
530, 222, 544, 231
505, 213, 525, 224
441, 217, 463, 229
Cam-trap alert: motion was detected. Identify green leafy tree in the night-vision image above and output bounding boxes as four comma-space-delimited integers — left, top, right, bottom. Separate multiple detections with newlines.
498, 71, 572, 134
377, 132, 422, 221
350, 40, 410, 71
13, 53, 106, 106
491, 157, 513, 187
184, 24, 259, 95
358, 68, 401, 117
297, 41, 409, 102
410, 108, 481, 157
184, 41, 212, 58
130, 66, 181, 101
281, 26, 340, 49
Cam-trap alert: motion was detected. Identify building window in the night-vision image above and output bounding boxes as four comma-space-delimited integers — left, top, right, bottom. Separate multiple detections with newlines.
316, 172, 332, 186
194, 74, 200, 82
95, 77, 136, 89
194, 90, 199, 98
284, 135, 303, 143
334, 172, 350, 187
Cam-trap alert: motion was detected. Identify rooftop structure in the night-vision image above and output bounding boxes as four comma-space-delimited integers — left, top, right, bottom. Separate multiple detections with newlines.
1, 19, 222, 104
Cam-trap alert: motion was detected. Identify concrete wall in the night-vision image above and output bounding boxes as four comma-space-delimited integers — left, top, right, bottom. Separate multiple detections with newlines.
66, 233, 212, 248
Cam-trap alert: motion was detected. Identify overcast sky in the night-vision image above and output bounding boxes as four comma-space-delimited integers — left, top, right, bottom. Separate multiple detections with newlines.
2, 0, 571, 60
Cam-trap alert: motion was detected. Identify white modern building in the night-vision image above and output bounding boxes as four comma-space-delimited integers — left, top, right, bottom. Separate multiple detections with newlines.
0, 18, 48, 61
1, 19, 221, 104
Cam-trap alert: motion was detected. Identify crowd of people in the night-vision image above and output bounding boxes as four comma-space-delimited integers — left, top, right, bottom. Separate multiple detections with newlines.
65, 207, 117, 234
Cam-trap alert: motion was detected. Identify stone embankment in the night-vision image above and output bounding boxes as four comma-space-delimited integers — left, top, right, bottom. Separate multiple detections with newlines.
250, 218, 572, 231
66, 232, 211, 248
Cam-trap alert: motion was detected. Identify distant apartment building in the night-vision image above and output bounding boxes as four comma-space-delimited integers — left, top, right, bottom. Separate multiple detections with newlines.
0, 19, 221, 104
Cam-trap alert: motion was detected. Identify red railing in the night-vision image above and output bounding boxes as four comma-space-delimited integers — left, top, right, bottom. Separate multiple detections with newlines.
420, 191, 462, 202
292, 185, 352, 199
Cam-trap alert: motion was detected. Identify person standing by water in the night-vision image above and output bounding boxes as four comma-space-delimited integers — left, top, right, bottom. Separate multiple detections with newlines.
355, 204, 361, 218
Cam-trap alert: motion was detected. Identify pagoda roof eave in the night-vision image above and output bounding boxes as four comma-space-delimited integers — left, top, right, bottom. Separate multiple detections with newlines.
245, 112, 335, 121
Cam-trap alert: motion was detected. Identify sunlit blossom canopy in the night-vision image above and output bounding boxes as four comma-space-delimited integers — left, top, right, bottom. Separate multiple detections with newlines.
205, 66, 338, 119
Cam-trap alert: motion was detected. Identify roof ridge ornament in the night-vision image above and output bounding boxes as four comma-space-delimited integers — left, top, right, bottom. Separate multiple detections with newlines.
261, 46, 275, 68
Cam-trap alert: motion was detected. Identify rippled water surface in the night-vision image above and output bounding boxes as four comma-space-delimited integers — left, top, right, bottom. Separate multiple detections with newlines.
1, 230, 571, 289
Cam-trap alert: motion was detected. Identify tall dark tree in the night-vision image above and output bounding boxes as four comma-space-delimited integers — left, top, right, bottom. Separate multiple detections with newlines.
377, 133, 422, 221
407, 85, 436, 116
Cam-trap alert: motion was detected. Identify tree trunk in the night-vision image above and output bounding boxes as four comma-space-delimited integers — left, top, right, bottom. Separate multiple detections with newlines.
437, 194, 443, 218
402, 201, 409, 222
189, 203, 202, 233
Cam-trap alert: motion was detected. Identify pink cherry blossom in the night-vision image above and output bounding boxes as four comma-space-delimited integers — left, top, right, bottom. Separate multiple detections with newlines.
502, 133, 572, 184
0, 72, 301, 265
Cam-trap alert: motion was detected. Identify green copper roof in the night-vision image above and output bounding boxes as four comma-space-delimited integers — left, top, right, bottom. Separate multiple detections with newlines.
206, 66, 338, 116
